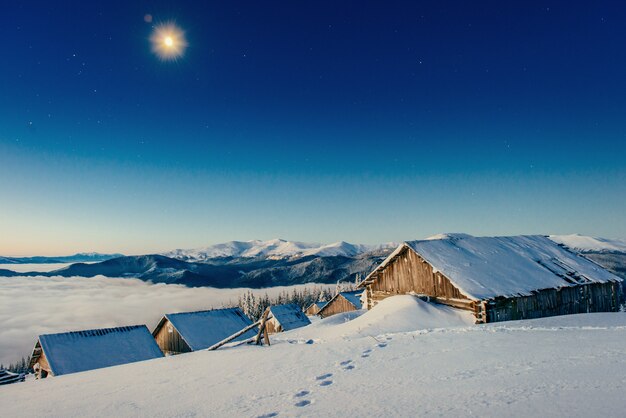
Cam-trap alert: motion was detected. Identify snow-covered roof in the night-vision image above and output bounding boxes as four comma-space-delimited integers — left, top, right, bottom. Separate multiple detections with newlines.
160, 308, 256, 351
317, 290, 364, 317
315, 301, 327, 309
361, 234, 622, 301
338, 290, 364, 309
268, 304, 311, 331
35, 325, 163, 376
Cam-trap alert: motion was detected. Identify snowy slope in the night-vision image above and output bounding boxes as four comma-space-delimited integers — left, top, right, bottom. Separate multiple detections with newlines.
2, 296, 626, 418
549, 234, 626, 254
164, 239, 396, 261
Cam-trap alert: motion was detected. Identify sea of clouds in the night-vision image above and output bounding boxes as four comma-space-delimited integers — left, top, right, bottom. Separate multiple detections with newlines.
0, 274, 328, 365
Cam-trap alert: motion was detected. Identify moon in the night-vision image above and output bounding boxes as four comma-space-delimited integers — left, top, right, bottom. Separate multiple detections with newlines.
150, 23, 187, 61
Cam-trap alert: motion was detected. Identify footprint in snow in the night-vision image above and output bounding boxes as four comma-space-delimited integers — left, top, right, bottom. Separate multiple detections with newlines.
361, 348, 372, 358
294, 390, 309, 398
377, 342, 387, 348
257, 413, 278, 418
339, 360, 354, 371
319, 380, 333, 386
316, 373, 332, 380
294, 400, 311, 408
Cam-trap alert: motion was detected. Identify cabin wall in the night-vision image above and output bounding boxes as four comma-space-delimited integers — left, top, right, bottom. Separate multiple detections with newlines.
265, 317, 282, 334
482, 281, 622, 323
319, 296, 358, 318
305, 305, 320, 316
365, 248, 474, 310
154, 321, 191, 355
35, 351, 53, 378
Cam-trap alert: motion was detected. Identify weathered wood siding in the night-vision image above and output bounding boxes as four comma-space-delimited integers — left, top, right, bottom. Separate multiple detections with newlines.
265, 317, 282, 334
482, 281, 622, 322
319, 295, 358, 319
154, 320, 191, 355
35, 350, 53, 378
365, 246, 474, 310
305, 305, 320, 316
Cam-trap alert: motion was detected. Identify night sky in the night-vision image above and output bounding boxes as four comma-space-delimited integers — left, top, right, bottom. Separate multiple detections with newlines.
1, 1, 625, 255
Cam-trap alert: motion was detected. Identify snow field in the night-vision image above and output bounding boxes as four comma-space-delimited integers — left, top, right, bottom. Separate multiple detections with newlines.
1, 296, 625, 417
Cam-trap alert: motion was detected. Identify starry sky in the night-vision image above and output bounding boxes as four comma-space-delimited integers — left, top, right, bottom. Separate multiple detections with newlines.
1, 1, 625, 256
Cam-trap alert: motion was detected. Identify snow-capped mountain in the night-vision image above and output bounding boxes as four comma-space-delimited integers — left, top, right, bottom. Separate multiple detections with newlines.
163, 239, 396, 261
549, 234, 626, 254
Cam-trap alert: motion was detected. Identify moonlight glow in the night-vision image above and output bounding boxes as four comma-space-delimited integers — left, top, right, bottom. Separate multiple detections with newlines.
150, 23, 187, 60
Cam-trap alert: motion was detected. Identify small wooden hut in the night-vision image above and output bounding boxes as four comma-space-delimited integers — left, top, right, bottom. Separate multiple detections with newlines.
358, 234, 623, 323
152, 308, 256, 355
265, 304, 311, 334
29, 325, 163, 378
304, 301, 327, 316
317, 290, 364, 319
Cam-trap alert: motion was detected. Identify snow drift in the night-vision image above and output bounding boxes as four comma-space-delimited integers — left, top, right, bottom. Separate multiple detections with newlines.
283, 295, 474, 342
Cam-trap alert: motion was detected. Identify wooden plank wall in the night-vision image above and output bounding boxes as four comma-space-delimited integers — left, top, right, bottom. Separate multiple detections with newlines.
265, 318, 282, 334
305, 305, 320, 316
483, 281, 622, 322
35, 350, 53, 378
154, 321, 191, 355
319, 295, 358, 318
366, 247, 474, 310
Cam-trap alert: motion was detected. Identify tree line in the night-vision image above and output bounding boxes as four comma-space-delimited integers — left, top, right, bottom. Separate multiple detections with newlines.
1, 356, 31, 374
236, 284, 356, 321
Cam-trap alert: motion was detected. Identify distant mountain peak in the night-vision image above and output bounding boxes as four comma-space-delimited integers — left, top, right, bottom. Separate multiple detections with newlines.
163, 239, 396, 261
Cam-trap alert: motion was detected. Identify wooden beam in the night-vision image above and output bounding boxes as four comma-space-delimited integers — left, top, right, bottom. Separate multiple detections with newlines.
207, 319, 262, 351
254, 308, 271, 345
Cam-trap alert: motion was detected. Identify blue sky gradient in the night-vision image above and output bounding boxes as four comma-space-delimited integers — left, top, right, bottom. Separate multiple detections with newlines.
1, 1, 625, 255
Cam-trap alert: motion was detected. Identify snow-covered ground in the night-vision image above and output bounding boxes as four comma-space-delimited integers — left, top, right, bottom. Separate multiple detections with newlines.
2, 296, 625, 417
0, 275, 331, 365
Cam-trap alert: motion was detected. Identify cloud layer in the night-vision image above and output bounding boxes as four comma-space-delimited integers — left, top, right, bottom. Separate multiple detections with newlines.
0, 275, 324, 365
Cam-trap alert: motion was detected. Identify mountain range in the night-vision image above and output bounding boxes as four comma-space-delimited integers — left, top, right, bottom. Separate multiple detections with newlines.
0, 240, 396, 288
1, 235, 625, 288
0, 252, 124, 264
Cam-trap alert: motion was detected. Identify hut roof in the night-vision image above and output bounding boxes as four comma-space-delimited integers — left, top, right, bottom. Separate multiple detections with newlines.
268, 304, 311, 331
338, 290, 364, 309
306, 301, 327, 311
360, 234, 622, 301
32, 325, 163, 376
318, 290, 364, 317
157, 308, 256, 351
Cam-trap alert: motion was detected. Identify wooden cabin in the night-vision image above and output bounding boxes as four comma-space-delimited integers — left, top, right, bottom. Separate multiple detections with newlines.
304, 301, 327, 316
358, 234, 623, 323
29, 325, 163, 378
265, 304, 311, 334
318, 290, 364, 319
152, 308, 256, 355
